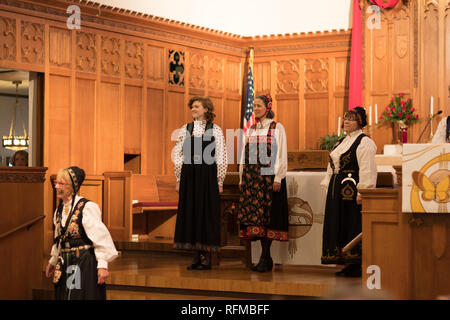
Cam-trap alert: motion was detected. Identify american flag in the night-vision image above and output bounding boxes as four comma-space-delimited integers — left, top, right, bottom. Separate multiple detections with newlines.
243, 48, 255, 135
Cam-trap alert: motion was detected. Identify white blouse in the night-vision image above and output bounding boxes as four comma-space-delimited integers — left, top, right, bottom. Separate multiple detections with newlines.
431, 116, 449, 144
239, 118, 288, 184
173, 120, 228, 187
49, 195, 119, 269
320, 129, 378, 191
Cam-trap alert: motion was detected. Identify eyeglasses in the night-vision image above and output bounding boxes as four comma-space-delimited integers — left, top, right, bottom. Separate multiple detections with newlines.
54, 180, 70, 186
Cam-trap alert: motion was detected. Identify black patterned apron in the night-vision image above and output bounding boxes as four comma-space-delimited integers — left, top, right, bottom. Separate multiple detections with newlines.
237, 121, 289, 241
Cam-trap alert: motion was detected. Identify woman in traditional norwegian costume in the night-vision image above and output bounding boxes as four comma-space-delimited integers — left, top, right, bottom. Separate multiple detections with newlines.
173, 96, 227, 270
321, 107, 377, 277
45, 166, 118, 299
237, 94, 289, 273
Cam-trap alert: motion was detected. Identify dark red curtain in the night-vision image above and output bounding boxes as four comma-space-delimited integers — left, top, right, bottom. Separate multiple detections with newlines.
348, 0, 362, 110
369, 0, 400, 9
349, 0, 401, 110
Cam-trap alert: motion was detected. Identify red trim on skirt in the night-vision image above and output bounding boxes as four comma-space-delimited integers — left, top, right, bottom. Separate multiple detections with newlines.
239, 226, 288, 241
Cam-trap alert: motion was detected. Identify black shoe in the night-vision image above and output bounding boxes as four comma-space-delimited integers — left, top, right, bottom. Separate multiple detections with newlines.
195, 263, 211, 270
250, 256, 264, 271
336, 264, 361, 277
257, 257, 273, 273
187, 263, 200, 270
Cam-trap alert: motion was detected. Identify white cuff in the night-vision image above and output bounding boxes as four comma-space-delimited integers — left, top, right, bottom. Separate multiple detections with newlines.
97, 259, 108, 269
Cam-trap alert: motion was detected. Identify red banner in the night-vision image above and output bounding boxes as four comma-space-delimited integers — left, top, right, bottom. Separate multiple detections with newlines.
369, 0, 400, 9
348, 0, 362, 110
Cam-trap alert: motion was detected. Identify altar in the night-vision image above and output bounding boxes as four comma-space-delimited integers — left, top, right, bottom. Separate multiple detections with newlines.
251, 171, 329, 266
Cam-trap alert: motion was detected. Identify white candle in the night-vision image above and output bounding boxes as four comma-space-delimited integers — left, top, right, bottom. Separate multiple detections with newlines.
430, 96, 434, 115
338, 116, 341, 136
375, 104, 378, 124
369, 105, 372, 126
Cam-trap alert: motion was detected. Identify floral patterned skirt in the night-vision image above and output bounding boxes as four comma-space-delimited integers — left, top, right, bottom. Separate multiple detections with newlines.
237, 163, 288, 241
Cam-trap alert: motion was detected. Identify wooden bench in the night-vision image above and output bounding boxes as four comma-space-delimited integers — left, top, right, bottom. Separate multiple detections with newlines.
131, 175, 178, 214
130, 175, 178, 239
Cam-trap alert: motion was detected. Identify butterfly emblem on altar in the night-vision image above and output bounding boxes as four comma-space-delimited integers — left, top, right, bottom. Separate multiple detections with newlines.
403, 144, 450, 213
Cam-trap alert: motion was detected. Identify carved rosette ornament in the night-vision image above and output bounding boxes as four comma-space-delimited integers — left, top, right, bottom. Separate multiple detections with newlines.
305, 59, 329, 93
21, 21, 44, 64
189, 53, 206, 89
0, 16, 16, 61
76, 31, 97, 73
276, 60, 299, 94
125, 40, 144, 79
208, 57, 224, 91
101, 36, 120, 77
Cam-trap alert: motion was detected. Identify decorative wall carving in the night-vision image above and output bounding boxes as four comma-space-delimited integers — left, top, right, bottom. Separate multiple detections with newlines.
0, 16, 16, 61
276, 60, 299, 94
305, 59, 329, 93
0, 172, 45, 183
169, 49, 185, 86
208, 57, 223, 91
189, 53, 206, 89
125, 40, 143, 79
76, 31, 97, 73
101, 36, 120, 77
49, 27, 71, 68
21, 21, 44, 64
147, 45, 164, 82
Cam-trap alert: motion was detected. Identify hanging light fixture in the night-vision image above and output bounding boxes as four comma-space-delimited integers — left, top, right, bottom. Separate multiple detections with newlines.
2, 80, 29, 151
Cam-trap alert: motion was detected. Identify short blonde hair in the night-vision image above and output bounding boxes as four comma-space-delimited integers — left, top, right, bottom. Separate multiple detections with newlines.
56, 169, 74, 193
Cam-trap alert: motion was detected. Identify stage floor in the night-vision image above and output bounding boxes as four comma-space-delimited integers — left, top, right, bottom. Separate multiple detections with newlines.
105, 251, 363, 300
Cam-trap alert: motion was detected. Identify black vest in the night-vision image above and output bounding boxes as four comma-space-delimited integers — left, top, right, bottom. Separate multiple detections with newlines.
329, 133, 367, 201
55, 198, 92, 248
183, 121, 216, 165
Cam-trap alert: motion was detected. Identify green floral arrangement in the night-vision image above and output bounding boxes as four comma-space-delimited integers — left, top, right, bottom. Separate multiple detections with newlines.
379, 93, 419, 125
319, 130, 345, 151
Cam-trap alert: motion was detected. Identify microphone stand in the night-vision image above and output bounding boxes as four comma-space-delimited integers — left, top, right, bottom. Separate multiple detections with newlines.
416, 111, 442, 143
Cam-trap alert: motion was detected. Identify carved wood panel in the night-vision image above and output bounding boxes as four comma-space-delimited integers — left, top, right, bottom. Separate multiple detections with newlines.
276, 60, 299, 94
0, 16, 16, 61
21, 21, 44, 64
49, 27, 71, 68
371, 13, 389, 93
305, 58, 329, 93
189, 52, 206, 89
147, 45, 164, 82
423, 0, 439, 117
392, 5, 412, 94
208, 57, 224, 91
125, 40, 143, 79
76, 31, 96, 73
101, 36, 120, 77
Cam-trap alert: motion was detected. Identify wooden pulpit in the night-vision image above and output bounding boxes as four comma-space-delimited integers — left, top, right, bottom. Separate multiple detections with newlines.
360, 144, 450, 299
0, 167, 47, 299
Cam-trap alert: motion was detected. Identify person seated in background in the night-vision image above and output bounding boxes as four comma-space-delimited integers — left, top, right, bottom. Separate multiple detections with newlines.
431, 116, 449, 143
11, 150, 28, 166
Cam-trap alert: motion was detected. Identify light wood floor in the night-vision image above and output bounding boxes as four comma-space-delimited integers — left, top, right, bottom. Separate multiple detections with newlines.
106, 251, 362, 299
